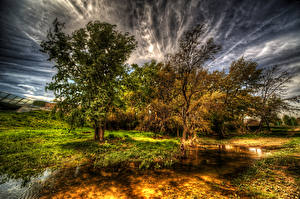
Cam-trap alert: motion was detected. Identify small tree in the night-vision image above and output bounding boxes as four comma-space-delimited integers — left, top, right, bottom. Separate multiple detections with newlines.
41, 19, 136, 141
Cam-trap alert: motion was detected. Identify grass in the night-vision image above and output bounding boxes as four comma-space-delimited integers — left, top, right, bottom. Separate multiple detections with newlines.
1, 111, 299, 198
195, 130, 300, 198
0, 111, 179, 183
232, 137, 300, 198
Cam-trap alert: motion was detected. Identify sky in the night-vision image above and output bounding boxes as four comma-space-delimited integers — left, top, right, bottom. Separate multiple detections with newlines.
0, 0, 300, 102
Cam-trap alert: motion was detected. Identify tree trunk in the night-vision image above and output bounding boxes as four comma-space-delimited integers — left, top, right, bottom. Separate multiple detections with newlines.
99, 126, 104, 141
217, 121, 225, 139
219, 129, 225, 139
182, 124, 188, 140
265, 118, 271, 132
257, 119, 263, 133
181, 124, 189, 159
94, 123, 105, 142
94, 126, 100, 141
180, 142, 186, 159
177, 128, 179, 137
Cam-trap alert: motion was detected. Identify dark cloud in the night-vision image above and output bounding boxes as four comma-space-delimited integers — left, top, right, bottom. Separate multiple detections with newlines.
0, 0, 299, 101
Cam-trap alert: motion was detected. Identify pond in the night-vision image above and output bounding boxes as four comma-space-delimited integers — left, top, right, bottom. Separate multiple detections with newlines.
0, 144, 264, 198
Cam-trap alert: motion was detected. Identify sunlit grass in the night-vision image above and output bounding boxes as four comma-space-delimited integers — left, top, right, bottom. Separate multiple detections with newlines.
232, 137, 300, 198
0, 111, 180, 182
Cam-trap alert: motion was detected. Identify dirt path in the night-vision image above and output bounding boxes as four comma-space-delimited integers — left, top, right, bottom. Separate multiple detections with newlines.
228, 137, 291, 148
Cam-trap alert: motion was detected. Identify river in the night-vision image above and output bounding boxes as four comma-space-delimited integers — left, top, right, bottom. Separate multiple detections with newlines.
0, 144, 264, 199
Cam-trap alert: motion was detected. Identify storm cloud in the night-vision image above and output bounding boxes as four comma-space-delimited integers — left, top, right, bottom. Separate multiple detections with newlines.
0, 0, 299, 101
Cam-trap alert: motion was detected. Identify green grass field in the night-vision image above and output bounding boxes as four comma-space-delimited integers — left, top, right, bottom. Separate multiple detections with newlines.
0, 111, 179, 182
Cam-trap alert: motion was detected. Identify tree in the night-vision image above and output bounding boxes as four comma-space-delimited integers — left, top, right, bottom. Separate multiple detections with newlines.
208, 58, 262, 137
255, 65, 294, 131
125, 60, 162, 111
125, 61, 179, 134
283, 115, 291, 126
144, 63, 179, 134
290, 117, 297, 126
282, 115, 298, 126
167, 24, 221, 140
41, 19, 137, 141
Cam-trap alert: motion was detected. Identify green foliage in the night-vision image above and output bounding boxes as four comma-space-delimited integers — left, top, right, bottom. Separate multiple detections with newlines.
38, 20, 298, 141
0, 111, 179, 183
190, 58, 263, 138
283, 115, 290, 125
290, 117, 298, 126
283, 115, 298, 126
40, 19, 137, 140
32, 100, 47, 107
125, 60, 162, 109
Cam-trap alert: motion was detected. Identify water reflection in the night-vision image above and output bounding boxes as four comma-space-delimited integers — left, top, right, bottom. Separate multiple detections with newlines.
0, 169, 52, 199
0, 144, 264, 198
179, 144, 263, 176
249, 147, 262, 156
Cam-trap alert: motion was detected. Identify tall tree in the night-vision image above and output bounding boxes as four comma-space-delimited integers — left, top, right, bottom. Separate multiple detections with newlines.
209, 58, 262, 137
167, 24, 221, 140
125, 61, 178, 134
255, 65, 295, 130
41, 19, 137, 141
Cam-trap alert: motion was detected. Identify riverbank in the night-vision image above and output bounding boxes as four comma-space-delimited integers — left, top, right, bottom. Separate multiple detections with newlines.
37, 137, 299, 199
0, 111, 299, 198
195, 136, 300, 198
0, 111, 179, 183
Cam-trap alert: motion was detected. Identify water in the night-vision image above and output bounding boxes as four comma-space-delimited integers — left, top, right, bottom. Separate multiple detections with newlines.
0, 144, 264, 198
0, 169, 52, 199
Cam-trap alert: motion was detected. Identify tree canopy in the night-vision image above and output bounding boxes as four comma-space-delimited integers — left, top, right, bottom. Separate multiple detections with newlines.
41, 19, 137, 141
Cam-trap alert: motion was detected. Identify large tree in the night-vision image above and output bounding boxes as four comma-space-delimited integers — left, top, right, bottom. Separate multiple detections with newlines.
254, 65, 298, 131
167, 24, 221, 140
41, 19, 137, 141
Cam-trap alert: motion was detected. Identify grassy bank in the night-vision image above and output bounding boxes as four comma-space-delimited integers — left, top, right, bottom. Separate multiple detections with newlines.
0, 111, 179, 182
232, 137, 300, 198
194, 133, 300, 198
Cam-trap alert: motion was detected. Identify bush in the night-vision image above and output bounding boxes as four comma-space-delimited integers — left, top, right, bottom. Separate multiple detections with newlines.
283, 115, 298, 126
32, 100, 47, 107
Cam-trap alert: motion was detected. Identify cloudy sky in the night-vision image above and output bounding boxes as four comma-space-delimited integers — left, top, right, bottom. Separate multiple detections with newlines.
0, 0, 300, 101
